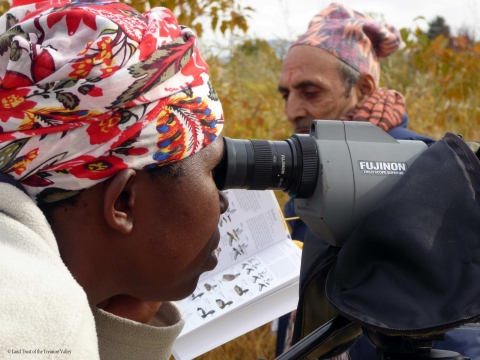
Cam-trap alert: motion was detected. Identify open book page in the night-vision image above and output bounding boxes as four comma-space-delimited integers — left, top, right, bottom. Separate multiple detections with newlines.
177, 238, 301, 336
199, 189, 291, 282
173, 281, 299, 360
173, 189, 301, 359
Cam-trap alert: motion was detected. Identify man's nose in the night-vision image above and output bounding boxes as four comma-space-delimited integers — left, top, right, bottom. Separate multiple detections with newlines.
285, 94, 307, 124
219, 190, 229, 214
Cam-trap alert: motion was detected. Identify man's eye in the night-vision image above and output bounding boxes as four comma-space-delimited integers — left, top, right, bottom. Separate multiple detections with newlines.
304, 91, 319, 98
281, 92, 288, 101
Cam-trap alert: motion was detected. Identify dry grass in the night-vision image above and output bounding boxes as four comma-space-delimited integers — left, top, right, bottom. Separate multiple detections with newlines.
170, 324, 276, 360
196, 323, 277, 360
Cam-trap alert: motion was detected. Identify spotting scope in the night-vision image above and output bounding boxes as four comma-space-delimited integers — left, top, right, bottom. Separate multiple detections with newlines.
214, 120, 427, 247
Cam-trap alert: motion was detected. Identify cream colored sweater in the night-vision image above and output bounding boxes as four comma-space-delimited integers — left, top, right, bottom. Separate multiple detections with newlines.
0, 182, 184, 360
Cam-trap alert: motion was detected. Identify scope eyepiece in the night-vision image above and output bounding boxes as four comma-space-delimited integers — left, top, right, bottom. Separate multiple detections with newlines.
214, 135, 319, 198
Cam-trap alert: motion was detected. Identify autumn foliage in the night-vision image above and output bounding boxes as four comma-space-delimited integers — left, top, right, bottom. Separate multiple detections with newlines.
124, 0, 252, 37
381, 29, 480, 140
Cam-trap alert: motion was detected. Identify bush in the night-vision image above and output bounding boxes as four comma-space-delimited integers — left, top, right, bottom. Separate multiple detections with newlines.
381, 29, 480, 140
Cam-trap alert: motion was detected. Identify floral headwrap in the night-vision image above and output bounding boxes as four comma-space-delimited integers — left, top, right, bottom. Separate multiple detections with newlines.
0, 0, 223, 204
292, 2, 401, 85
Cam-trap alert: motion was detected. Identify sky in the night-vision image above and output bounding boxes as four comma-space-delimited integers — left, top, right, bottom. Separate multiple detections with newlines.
201, 0, 479, 44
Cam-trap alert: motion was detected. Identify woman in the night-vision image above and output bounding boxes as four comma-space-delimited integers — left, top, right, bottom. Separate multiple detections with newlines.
0, 0, 227, 358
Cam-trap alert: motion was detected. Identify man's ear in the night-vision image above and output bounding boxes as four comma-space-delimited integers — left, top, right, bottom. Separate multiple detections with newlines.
103, 169, 137, 234
355, 73, 376, 104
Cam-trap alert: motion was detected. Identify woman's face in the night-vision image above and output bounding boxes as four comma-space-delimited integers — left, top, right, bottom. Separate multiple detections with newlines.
127, 136, 229, 301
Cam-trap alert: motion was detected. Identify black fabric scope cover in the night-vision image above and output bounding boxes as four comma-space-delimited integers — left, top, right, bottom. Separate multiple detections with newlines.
325, 133, 480, 335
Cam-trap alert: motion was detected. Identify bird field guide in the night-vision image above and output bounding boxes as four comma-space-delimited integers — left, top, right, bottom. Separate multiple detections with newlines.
172, 189, 301, 360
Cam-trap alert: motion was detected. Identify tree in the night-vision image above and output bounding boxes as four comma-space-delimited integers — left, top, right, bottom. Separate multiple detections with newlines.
118, 0, 252, 37
427, 16, 451, 40
125, 0, 253, 36
0, 0, 253, 37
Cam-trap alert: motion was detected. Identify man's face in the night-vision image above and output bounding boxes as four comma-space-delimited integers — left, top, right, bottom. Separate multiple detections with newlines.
128, 137, 229, 301
278, 45, 360, 134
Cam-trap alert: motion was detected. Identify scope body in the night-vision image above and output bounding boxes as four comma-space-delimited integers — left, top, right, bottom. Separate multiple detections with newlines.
215, 120, 427, 247
294, 120, 426, 246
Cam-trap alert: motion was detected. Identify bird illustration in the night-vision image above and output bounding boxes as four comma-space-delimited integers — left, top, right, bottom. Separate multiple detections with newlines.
241, 263, 249, 269
234, 285, 249, 296
238, 243, 248, 254
227, 231, 239, 245
219, 216, 227, 227
215, 247, 222, 256
223, 273, 240, 281
191, 292, 204, 300
204, 283, 217, 291
252, 276, 261, 283
258, 284, 268, 291
227, 233, 236, 246
197, 307, 215, 318
246, 268, 255, 274
258, 271, 267, 278
232, 248, 242, 260
216, 299, 233, 309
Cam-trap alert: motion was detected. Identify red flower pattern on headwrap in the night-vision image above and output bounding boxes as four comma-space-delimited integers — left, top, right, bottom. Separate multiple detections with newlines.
0, 89, 37, 123
46, 7, 98, 35
0, 0, 224, 203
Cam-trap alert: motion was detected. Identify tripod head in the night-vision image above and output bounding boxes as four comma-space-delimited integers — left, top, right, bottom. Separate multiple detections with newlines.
363, 329, 471, 360
273, 317, 471, 360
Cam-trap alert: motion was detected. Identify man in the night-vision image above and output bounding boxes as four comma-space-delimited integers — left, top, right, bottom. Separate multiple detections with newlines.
278, 3, 434, 242
0, 0, 228, 358
275, 3, 480, 359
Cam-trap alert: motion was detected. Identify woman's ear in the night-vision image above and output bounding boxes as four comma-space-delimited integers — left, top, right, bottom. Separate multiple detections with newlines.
355, 73, 376, 104
102, 169, 137, 234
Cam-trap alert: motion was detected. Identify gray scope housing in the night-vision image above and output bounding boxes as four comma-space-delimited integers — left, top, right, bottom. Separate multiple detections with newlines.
295, 120, 426, 246
214, 120, 427, 247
